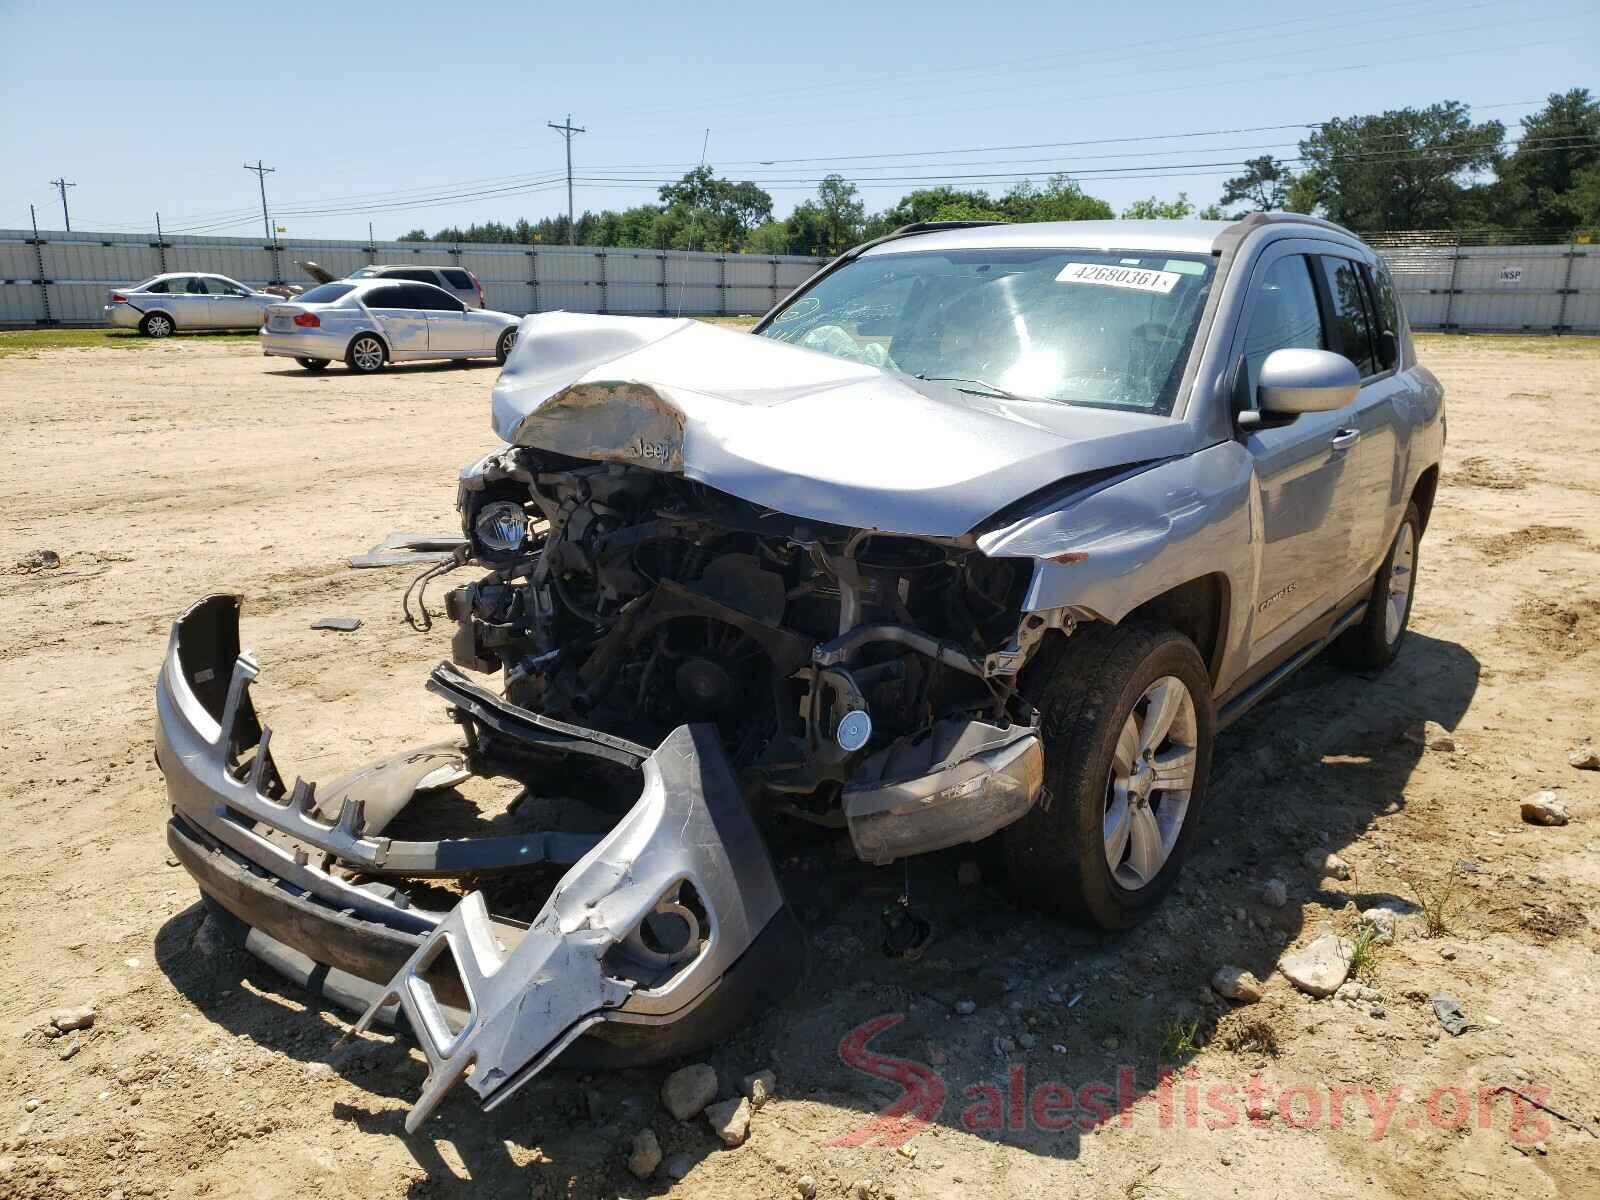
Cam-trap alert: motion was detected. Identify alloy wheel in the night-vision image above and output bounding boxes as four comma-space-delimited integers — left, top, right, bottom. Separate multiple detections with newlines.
352, 337, 383, 371
1103, 675, 1198, 890
1385, 522, 1415, 644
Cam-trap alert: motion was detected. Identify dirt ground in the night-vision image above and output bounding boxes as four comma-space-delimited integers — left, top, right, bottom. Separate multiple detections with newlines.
1, 333, 1597, 1200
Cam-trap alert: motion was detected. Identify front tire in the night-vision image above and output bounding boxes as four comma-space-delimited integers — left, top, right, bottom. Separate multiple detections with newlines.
295, 357, 330, 372
140, 312, 174, 338
345, 334, 386, 374
495, 326, 517, 365
1003, 623, 1214, 930
1331, 502, 1420, 670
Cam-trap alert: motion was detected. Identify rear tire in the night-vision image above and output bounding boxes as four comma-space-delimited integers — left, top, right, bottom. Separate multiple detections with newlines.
495, 326, 517, 365
295, 357, 329, 372
140, 312, 175, 338
345, 334, 386, 374
1003, 622, 1214, 930
1331, 502, 1421, 670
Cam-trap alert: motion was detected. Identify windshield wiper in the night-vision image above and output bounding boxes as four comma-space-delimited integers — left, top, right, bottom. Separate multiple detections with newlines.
914, 373, 1031, 401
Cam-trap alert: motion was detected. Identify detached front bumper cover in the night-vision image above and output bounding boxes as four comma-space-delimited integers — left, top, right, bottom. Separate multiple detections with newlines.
156, 595, 803, 1129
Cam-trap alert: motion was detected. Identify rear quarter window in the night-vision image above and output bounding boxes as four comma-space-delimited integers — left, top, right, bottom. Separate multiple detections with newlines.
387, 268, 441, 284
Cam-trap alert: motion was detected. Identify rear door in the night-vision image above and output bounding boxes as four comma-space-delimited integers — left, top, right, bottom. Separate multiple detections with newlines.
362, 284, 428, 353
1231, 243, 1359, 663
157, 276, 206, 328
440, 267, 481, 308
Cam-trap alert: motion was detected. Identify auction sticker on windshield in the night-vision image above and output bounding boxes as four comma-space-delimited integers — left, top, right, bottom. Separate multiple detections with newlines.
1056, 262, 1182, 294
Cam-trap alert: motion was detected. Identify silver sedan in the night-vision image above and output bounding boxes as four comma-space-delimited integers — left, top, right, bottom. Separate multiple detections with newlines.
105, 272, 281, 337
260, 279, 521, 373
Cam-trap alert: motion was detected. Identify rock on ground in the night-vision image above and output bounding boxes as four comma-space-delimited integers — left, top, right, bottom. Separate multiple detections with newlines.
1568, 745, 1599, 770
705, 1096, 752, 1147
626, 1129, 662, 1180
660, 1063, 719, 1121
49, 1007, 95, 1033
1304, 849, 1352, 880
740, 1069, 776, 1109
1520, 791, 1570, 826
1261, 878, 1289, 908
1360, 907, 1399, 943
1211, 966, 1263, 1003
1279, 934, 1353, 997
663, 1152, 695, 1181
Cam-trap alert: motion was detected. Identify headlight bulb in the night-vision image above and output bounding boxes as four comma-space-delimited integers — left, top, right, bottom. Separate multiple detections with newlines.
474, 500, 528, 554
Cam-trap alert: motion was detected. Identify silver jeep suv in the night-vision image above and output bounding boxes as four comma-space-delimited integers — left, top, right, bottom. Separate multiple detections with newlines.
153, 213, 1442, 1130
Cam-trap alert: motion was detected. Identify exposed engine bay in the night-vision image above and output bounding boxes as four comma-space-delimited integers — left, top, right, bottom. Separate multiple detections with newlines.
445, 446, 1051, 862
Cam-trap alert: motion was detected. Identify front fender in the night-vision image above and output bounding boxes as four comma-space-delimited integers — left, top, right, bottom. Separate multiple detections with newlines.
978, 442, 1257, 683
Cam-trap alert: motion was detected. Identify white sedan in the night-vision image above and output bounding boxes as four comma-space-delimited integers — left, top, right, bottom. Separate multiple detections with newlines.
261, 279, 521, 373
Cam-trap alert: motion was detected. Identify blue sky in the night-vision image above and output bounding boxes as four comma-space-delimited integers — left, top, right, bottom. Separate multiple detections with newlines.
2, 0, 1594, 239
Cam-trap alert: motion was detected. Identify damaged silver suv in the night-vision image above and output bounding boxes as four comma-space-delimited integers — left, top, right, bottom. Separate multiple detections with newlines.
155, 213, 1443, 1130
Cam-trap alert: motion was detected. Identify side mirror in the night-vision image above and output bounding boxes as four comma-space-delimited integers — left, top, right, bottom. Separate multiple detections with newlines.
1256, 347, 1359, 415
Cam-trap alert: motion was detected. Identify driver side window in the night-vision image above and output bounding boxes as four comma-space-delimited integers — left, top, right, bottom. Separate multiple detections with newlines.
1239, 255, 1326, 408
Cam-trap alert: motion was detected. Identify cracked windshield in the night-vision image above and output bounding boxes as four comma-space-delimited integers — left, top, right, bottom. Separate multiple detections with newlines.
760, 247, 1214, 414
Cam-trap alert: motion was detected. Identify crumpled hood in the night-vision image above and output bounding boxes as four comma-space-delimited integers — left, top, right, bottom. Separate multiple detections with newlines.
491, 312, 1195, 537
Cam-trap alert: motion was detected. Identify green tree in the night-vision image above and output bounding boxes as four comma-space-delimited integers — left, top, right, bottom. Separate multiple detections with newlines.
1120, 193, 1196, 220
1296, 102, 1504, 231
1219, 156, 1293, 213
1494, 88, 1600, 233
655, 166, 775, 251
1559, 162, 1600, 234
1000, 175, 1114, 222
783, 175, 867, 256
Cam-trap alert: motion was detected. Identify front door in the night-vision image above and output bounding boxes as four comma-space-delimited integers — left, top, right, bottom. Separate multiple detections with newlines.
411, 286, 478, 352
203, 277, 256, 330
1233, 245, 1362, 666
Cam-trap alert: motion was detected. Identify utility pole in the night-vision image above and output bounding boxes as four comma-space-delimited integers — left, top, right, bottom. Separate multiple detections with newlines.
243, 160, 276, 241
547, 114, 586, 245
49, 178, 76, 231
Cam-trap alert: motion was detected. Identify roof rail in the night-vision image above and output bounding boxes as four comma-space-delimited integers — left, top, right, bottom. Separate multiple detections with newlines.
1226, 210, 1361, 239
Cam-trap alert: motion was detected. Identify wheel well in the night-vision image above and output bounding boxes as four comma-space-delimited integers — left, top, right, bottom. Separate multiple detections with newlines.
1123, 574, 1229, 684
141, 309, 176, 328
1410, 465, 1439, 535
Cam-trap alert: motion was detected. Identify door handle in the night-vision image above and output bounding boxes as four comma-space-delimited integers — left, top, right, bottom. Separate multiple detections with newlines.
1331, 428, 1360, 450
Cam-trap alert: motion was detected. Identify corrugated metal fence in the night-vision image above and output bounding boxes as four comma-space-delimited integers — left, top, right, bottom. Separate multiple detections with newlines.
1381, 241, 1599, 333
0, 227, 826, 326
3, 226, 1596, 333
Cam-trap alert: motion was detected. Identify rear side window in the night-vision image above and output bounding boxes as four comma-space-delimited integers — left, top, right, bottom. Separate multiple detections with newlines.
1317, 256, 1378, 377
441, 269, 473, 289
1363, 264, 1402, 371
143, 279, 172, 293
362, 285, 406, 308
299, 282, 356, 304
387, 268, 440, 284
1240, 255, 1326, 402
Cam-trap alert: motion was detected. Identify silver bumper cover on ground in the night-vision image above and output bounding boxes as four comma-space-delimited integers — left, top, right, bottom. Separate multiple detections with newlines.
155, 594, 800, 1125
